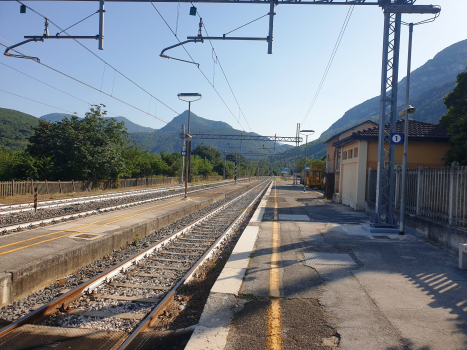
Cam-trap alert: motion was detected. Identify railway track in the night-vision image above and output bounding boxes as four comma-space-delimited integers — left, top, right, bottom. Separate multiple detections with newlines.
0, 179, 246, 234
0, 178, 271, 349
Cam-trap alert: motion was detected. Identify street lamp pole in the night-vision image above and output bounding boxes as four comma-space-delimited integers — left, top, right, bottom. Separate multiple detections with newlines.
399, 23, 416, 235
178, 93, 202, 199
300, 130, 315, 192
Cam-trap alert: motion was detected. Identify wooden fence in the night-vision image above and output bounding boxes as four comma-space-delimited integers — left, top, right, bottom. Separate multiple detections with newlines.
367, 162, 467, 227
0, 175, 224, 197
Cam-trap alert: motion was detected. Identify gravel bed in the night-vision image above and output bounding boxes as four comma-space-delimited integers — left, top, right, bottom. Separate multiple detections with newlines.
0, 181, 267, 323
0, 182, 228, 229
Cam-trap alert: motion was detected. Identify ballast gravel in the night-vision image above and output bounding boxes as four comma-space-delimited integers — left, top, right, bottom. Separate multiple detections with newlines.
0, 184, 261, 323
0, 182, 229, 230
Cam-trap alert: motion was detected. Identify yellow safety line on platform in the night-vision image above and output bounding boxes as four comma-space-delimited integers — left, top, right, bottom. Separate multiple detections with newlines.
267, 181, 282, 350
0, 187, 227, 256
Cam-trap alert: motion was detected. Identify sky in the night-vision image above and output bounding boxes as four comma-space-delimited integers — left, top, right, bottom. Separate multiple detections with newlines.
1, 0, 466, 144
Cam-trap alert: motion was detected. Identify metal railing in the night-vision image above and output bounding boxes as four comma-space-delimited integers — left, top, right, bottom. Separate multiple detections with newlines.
367, 162, 467, 227
0, 175, 225, 197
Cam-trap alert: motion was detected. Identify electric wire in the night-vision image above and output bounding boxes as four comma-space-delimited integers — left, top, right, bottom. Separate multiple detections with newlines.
0, 61, 121, 117
14, 0, 181, 119
0, 42, 179, 128
192, 3, 254, 132
57, 10, 99, 35
223, 13, 269, 36
0, 89, 82, 117
150, 1, 249, 132
301, 5, 355, 126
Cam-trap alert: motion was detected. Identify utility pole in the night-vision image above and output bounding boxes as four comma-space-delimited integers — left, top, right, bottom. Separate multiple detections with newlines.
178, 93, 202, 199
180, 124, 185, 184
223, 148, 226, 180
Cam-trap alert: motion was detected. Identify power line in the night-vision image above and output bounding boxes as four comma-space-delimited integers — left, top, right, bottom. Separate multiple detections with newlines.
14, 0, 180, 118
0, 61, 119, 117
0, 41, 180, 129
150, 1, 248, 132
0, 89, 83, 116
301, 5, 355, 126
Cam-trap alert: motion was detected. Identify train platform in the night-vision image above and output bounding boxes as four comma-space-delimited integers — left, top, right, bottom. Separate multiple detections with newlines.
185, 180, 467, 350
0, 180, 259, 308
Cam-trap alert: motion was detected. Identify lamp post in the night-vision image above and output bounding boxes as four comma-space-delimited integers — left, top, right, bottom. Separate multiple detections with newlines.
398, 22, 417, 235
300, 130, 315, 192
178, 93, 202, 199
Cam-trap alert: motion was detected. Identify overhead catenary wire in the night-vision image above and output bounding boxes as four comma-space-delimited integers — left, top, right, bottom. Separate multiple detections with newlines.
301, 5, 355, 126
0, 41, 180, 129
150, 1, 249, 133
0, 89, 82, 117
14, 0, 180, 119
192, 3, 254, 133
0, 60, 121, 117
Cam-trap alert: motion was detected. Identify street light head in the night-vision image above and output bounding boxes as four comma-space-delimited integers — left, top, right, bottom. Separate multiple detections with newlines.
178, 93, 202, 102
300, 130, 315, 133
399, 105, 417, 117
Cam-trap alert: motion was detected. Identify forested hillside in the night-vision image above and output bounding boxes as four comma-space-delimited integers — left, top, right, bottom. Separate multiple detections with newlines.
0, 108, 39, 151
320, 39, 467, 140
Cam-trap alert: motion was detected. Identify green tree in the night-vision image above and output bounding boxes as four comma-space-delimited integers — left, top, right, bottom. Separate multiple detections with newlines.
440, 67, 467, 165
192, 144, 222, 165
160, 151, 181, 177
27, 105, 129, 181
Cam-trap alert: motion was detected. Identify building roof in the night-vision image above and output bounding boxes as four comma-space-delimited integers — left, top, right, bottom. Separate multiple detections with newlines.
322, 120, 378, 144
332, 119, 450, 148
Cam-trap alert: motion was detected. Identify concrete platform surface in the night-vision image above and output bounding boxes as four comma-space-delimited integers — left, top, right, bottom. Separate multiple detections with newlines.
0, 181, 258, 307
185, 180, 467, 350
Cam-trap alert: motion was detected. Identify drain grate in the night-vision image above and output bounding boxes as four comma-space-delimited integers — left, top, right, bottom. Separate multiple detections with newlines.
373, 235, 390, 239
303, 252, 356, 266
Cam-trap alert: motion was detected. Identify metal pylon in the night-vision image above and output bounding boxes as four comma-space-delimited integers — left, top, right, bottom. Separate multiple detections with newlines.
371, 1, 405, 226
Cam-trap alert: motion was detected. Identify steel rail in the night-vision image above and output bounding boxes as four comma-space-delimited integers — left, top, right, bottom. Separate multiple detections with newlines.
0, 179, 270, 341
118, 179, 272, 348
0, 179, 248, 234
0, 179, 240, 211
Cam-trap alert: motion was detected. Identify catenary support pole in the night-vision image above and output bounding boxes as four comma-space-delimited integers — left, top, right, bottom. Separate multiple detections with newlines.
304, 134, 308, 192
371, 8, 402, 227
223, 148, 226, 180
235, 149, 238, 185
98, 0, 104, 50
399, 22, 413, 235
267, 0, 275, 54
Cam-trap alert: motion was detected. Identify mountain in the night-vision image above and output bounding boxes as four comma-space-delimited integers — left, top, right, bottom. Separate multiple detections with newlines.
129, 110, 293, 155
0, 108, 39, 151
319, 39, 467, 140
40, 114, 155, 133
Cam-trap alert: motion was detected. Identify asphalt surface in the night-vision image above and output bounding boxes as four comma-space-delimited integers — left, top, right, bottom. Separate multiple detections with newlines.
191, 179, 467, 350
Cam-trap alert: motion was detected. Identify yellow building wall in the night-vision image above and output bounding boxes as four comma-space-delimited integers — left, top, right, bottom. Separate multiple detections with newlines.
366, 141, 450, 170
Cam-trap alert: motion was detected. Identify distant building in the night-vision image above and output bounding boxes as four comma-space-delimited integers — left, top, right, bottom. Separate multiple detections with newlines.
325, 119, 450, 210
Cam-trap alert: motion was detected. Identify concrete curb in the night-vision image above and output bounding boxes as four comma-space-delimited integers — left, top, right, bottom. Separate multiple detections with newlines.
184, 181, 272, 350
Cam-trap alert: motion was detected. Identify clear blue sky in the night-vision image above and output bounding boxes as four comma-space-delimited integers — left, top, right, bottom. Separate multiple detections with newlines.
1, 0, 466, 142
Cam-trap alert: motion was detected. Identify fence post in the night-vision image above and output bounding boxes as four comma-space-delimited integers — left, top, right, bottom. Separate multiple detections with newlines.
416, 165, 424, 216
45, 179, 49, 194
12, 179, 15, 196
59, 180, 62, 193
449, 162, 459, 226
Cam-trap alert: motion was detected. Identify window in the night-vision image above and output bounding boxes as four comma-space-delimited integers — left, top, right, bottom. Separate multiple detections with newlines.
343, 151, 347, 160
354, 147, 358, 157
327, 154, 330, 160
348, 149, 353, 159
